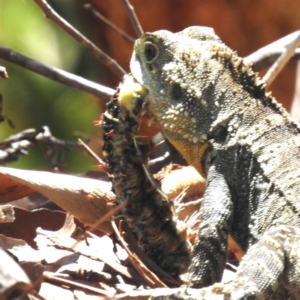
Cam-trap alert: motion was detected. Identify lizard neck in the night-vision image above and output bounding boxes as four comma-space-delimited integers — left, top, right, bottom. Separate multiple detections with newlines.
163, 129, 211, 178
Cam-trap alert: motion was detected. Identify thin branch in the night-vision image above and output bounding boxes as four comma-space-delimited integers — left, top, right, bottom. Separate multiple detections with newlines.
78, 138, 107, 168
0, 126, 82, 165
43, 272, 113, 297
121, 0, 144, 37
0, 66, 8, 79
34, 0, 126, 79
262, 31, 300, 86
112, 219, 167, 288
291, 61, 300, 120
248, 49, 300, 72
120, 221, 178, 285
84, 4, 135, 43
116, 287, 185, 300
133, 136, 169, 202
0, 46, 114, 100
244, 31, 300, 72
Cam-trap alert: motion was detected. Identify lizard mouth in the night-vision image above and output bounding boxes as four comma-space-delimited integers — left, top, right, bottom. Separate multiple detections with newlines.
118, 74, 149, 114
130, 50, 146, 86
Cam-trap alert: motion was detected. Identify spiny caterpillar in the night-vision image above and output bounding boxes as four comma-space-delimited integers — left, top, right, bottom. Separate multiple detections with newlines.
98, 75, 191, 278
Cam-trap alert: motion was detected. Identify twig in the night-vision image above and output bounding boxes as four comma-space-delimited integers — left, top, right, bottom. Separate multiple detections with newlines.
291, 61, 300, 120
35, 126, 82, 148
0, 46, 114, 100
121, 0, 144, 37
120, 222, 180, 286
84, 4, 135, 43
43, 271, 113, 297
246, 48, 300, 72
0, 126, 81, 165
133, 136, 169, 201
112, 219, 167, 288
78, 138, 107, 168
116, 287, 185, 299
0, 66, 8, 79
262, 31, 300, 86
244, 31, 300, 72
34, 0, 126, 79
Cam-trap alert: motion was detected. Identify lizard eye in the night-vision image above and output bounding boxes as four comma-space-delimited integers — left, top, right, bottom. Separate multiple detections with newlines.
144, 42, 158, 63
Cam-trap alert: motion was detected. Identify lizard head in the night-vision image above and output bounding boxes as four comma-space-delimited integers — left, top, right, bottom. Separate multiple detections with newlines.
129, 27, 226, 176
130, 26, 222, 104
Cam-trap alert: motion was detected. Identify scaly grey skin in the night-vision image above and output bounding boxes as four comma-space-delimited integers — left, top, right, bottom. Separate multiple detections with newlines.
129, 26, 300, 299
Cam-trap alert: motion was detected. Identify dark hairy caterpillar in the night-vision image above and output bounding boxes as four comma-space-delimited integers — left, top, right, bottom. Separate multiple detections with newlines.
99, 75, 191, 278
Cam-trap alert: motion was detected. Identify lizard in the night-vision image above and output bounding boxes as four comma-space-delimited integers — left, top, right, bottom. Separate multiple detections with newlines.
125, 26, 300, 299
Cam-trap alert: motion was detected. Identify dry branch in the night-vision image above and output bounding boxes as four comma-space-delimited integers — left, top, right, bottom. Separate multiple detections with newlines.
291, 61, 300, 120
244, 31, 300, 72
34, 0, 126, 79
112, 220, 168, 288
0, 167, 115, 233
121, 0, 144, 37
0, 46, 114, 100
0, 126, 83, 165
84, 4, 135, 43
262, 31, 300, 86
43, 271, 113, 297
78, 138, 107, 167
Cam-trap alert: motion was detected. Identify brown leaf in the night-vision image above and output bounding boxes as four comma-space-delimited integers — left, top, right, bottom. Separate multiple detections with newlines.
158, 165, 205, 201
0, 174, 35, 203
35, 215, 145, 285
0, 234, 43, 263
0, 167, 115, 233
0, 207, 66, 249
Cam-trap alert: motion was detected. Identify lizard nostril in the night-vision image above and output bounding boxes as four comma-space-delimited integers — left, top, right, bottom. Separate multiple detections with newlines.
171, 83, 183, 101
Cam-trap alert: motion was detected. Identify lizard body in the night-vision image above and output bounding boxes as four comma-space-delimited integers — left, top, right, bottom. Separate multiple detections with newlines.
129, 26, 300, 299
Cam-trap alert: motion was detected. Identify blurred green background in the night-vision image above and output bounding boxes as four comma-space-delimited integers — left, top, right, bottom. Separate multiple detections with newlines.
0, 0, 105, 172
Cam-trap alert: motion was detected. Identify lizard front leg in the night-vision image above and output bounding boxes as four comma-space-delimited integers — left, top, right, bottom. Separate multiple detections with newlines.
163, 227, 300, 300
230, 225, 300, 299
188, 158, 233, 288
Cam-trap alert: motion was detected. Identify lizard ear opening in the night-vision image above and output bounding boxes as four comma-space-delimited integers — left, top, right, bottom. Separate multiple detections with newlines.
144, 42, 159, 63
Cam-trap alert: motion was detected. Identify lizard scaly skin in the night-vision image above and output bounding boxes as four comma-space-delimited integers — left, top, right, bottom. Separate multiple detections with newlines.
128, 26, 300, 299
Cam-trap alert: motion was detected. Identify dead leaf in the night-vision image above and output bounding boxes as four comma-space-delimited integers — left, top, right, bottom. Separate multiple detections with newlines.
0, 247, 31, 300
0, 234, 44, 263
0, 167, 115, 233
0, 207, 66, 248
158, 165, 205, 201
